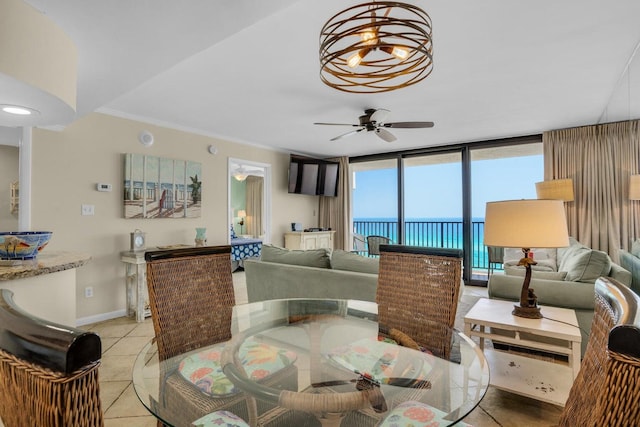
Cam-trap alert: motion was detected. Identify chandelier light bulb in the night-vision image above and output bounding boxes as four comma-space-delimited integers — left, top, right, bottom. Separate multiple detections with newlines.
347, 52, 363, 68
347, 48, 371, 68
391, 46, 409, 60
360, 28, 378, 45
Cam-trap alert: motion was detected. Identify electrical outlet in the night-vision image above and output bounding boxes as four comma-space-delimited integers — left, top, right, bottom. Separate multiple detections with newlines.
84, 287, 93, 298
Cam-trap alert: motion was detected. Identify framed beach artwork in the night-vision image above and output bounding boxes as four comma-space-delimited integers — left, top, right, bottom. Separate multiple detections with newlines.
123, 153, 202, 219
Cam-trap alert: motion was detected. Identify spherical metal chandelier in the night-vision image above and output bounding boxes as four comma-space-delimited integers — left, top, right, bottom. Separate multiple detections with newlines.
319, 1, 433, 93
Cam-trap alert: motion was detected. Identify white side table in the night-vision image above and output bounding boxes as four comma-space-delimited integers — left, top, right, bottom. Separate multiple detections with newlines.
463, 298, 582, 406
120, 250, 151, 323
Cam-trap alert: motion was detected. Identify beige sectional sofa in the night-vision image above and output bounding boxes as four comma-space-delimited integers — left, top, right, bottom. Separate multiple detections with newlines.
244, 245, 379, 303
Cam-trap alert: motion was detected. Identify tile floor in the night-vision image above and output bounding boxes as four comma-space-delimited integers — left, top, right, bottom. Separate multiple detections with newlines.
21, 273, 565, 426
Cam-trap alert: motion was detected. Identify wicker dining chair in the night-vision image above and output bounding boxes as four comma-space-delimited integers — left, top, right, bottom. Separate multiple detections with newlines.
557, 276, 640, 426
376, 244, 463, 358
144, 246, 298, 426
366, 235, 391, 257
0, 288, 103, 427
340, 245, 464, 427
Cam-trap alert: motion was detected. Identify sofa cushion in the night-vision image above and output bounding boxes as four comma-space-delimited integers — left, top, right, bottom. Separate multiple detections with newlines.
632, 239, 640, 258
331, 249, 379, 274
261, 244, 331, 269
504, 266, 568, 281
560, 246, 611, 283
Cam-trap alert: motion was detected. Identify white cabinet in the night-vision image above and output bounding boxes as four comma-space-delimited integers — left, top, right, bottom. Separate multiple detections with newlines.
284, 231, 335, 250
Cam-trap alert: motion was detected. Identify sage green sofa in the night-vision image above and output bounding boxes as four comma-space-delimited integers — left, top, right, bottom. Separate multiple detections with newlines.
618, 239, 640, 297
244, 245, 379, 303
488, 237, 632, 356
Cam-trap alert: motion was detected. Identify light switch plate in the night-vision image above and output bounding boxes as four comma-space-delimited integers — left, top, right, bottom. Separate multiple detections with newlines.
81, 204, 95, 216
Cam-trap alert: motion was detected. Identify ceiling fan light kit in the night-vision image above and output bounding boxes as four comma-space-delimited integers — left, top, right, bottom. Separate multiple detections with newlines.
319, 1, 433, 93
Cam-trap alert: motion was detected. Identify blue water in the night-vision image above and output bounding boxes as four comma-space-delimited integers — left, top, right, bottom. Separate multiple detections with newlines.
354, 217, 488, 268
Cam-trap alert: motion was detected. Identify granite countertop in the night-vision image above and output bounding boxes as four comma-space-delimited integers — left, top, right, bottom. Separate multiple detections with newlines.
0, 251, 91, 281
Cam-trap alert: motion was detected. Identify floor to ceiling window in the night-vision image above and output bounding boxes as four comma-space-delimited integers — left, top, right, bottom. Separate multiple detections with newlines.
350, 136, 543, 285
403, 152, 462, 248
352, 158, 398, 244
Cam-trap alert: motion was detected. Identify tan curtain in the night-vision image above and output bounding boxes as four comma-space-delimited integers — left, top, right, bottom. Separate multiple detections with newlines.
245, 176, 263, 238
543, 120, 640, 261
319, 157, 351, 250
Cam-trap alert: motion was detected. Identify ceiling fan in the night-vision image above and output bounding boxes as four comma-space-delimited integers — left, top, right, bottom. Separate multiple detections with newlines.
314, 108, 434, 142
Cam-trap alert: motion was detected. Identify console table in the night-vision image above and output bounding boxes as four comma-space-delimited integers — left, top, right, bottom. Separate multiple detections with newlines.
284, 231, 335, 250
120, 250, 151, 322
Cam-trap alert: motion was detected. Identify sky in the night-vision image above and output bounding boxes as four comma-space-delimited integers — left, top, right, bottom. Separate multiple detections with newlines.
353, 154, 543, 219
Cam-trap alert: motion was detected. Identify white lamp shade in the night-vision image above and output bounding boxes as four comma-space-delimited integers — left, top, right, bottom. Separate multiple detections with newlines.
535, 179, 574, 202
484, 199, 569, 249
237, 210, 247, 218
630, 175, 640, 200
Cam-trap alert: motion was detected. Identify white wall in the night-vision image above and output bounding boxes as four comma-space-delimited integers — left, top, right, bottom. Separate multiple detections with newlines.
30, 113, 318, 323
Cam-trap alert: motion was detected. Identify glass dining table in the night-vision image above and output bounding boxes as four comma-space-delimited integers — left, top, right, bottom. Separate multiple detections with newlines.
133, 298, 489, 427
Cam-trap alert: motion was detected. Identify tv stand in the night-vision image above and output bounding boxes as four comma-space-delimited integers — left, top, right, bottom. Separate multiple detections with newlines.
284, 231, 335, 250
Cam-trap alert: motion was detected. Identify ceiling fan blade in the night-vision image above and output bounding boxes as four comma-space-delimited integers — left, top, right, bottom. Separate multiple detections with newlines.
331, 128, 365, 141
369, 109, 390, 124
382, 121, 435, 128
314, 122, 360, 127
375, 128, 396, 142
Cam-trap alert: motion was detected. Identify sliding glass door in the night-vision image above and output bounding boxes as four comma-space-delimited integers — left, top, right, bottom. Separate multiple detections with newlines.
403, 152, 462, 248
350, 136, 543, 284
351, 158, 399, 246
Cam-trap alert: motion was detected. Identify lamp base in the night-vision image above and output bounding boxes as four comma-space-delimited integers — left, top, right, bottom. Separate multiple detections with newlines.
512, 305, 542, 319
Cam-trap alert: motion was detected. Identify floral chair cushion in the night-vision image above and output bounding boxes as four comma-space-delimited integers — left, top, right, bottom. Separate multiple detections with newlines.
192, 410, 249, 427
325, 336, 433, 385
378, 401, 473, 427
179, 337, 297, 397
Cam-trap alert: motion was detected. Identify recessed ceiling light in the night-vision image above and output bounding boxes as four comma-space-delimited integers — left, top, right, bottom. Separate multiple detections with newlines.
1, 105, 39, 115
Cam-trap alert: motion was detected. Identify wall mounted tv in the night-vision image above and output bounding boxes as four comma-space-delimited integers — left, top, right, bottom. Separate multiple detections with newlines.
288, 155, 340, 197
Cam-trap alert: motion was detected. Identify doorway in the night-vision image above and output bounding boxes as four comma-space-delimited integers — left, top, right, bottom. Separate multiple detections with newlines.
228, 158, 271, 243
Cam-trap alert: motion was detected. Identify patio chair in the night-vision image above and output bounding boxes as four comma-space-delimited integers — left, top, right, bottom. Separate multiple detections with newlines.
352, 232, 367, 255
145, 246, 297, 426
0, 288, 102, 427
366, 235, 391, 257
487, 246, 504, 277
558, 276, 640, 426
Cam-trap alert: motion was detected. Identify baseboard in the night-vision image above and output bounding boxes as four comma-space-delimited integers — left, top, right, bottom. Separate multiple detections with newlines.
76, 309, 127, 327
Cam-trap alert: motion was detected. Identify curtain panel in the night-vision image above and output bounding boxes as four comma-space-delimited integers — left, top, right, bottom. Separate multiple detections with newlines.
245, 176, 263, 238
319, 157, 351, 250
543, 120, 640, 260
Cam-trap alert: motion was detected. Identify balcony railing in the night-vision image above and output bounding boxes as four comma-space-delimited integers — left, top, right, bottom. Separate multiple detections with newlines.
354, 219, 498, 272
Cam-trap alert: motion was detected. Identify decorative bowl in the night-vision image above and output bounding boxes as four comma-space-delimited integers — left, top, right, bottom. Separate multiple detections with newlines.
0, 231, 52, 260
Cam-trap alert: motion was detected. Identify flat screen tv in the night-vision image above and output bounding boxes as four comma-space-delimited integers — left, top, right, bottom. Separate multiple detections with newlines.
288, 155, 340, 197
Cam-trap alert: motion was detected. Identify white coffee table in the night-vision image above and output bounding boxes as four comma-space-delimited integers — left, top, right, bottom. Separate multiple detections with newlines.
463, 298, 581, 406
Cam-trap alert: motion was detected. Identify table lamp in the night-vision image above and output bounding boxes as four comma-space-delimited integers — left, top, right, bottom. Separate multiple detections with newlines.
629, 175, 640, 200
237, 210, 246, 234
484, 199, 569, 318
535, 179, 574, 202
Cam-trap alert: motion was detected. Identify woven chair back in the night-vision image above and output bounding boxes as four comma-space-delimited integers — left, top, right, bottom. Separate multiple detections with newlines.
559, 277, 640, 426
0, 289, 103, 427
145, 246, 235, 361
377, 245, 463, 358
